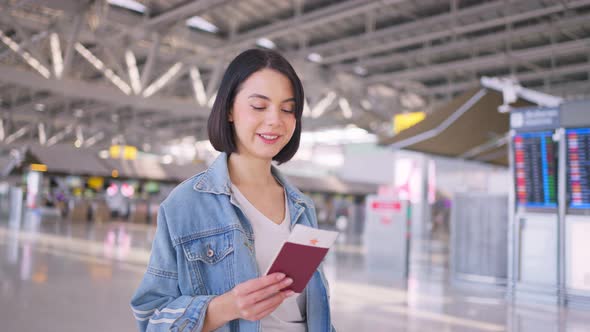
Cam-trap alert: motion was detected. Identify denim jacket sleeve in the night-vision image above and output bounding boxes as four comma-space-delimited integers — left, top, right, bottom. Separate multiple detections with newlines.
130, 205, 215, 332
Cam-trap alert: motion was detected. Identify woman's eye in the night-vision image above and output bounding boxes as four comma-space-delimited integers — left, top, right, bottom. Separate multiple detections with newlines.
282, 109, 294, 113
251, 105, 266, 110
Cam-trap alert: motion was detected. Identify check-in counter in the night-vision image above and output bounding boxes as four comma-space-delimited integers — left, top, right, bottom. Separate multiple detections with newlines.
69, 199, 90, 223
130, 199, 149, 224
91, 199, 111, 223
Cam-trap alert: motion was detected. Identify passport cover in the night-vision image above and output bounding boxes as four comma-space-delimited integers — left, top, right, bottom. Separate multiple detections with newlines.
265, 224, 338, 293
266, 242, 330, 293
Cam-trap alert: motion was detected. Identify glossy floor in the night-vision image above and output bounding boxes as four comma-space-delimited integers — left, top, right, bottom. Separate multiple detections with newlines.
0, 211, 589, 332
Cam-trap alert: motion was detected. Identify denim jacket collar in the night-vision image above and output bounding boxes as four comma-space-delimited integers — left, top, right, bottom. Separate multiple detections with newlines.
193, 152, 309, 206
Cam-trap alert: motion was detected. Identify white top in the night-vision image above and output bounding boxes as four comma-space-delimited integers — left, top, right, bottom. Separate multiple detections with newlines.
231, 184, 307, 332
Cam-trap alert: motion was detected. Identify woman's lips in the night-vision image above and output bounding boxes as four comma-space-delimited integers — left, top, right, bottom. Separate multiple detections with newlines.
257, 133, 281, 144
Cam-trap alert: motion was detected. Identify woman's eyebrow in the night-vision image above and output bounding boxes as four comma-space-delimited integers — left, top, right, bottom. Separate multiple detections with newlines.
248, 94, 295, 103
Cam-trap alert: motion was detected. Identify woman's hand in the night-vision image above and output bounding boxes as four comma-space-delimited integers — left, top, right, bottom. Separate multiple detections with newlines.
203, 273, 294, 331
227, 272, 294, 321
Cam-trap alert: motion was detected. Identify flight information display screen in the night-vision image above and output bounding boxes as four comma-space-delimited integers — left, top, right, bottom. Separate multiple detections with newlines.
567, 128, 590, 209
514, 131, 558, 208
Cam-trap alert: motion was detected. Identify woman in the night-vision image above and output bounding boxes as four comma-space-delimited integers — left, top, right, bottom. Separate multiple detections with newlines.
131, 49, 334, 332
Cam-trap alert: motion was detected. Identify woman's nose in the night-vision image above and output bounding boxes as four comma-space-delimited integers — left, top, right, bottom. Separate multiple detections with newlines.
264, 107, 281, 125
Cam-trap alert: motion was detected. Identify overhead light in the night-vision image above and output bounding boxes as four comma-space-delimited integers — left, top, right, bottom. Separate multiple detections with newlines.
0, 30, 51, 78
84, 132, 104, 148
125, 50, 142, 94
35, 104, 45, 112
256, 38, 276, 49
369, 83, 397, 97
50, 33, 63, 78
303, 99, 312, 118
99, 150, 109, 159
400, 92, 426, 109
75, 43, 132, 95
162, 155, 173, 164
143, 62, 183, 97
108, 0, 146, 13
46, 125, 73, 146
186, 16, 219, 33
353, 66, 367, 76
311, 91, 336, 118
5, 126, 29, 144
38, 123, 46, 145
361, 99, 372, 110
74, 140, 82, 148
307, 53, 322, 63
30, 163, 48, 172
338, 97, 353, 119
190, 67, 207, 106
208, 92, 217, 108
74, 109, 84, 118
75, 126, 84, 143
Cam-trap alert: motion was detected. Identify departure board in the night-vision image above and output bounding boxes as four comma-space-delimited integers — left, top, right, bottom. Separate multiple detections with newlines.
567, 128, 590, 209
514, 131, 557, 208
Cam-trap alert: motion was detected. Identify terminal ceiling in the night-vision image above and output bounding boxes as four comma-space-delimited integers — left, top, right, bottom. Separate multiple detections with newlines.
0, 0, 589, 152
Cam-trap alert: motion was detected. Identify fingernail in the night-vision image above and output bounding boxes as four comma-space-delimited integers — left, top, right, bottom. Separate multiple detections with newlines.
284, 278, 293, 285
276, 273, 286, 280
285, 291, 295, 297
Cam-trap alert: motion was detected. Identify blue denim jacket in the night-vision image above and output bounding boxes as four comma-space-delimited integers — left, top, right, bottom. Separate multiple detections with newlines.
130, 153, 334, 332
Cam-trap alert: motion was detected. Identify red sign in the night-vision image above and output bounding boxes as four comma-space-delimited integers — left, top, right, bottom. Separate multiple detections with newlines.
371, 201, 401, 211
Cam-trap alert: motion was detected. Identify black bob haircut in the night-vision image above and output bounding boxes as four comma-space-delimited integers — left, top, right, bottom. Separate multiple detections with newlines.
207, 48, 304, 164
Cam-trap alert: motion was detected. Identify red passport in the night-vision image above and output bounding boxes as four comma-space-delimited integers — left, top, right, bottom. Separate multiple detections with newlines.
265, 225, 339, 293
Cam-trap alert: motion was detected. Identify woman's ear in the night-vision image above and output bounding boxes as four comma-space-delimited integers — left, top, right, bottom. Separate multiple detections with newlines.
228, 108, 233, 123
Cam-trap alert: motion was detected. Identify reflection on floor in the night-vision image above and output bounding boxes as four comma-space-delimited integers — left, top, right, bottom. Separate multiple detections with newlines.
1, 211, 589, 332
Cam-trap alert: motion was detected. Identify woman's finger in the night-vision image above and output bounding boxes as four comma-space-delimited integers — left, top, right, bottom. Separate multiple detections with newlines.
233, 273, 286, 297
245, 277, 293, 305
247, 290, 294, 318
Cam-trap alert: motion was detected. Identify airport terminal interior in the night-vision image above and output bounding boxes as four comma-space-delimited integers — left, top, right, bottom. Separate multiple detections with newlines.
1, 0, 590, 331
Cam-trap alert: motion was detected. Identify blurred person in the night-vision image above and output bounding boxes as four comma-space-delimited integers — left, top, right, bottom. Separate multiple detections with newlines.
131, 49, 335, 332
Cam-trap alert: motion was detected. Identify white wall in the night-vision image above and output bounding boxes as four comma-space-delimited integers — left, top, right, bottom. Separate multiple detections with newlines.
432, 155, 510, 195
337, 143, 395, 185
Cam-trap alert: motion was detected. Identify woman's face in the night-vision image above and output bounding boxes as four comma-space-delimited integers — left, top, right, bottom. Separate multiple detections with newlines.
229, 68, 297, 161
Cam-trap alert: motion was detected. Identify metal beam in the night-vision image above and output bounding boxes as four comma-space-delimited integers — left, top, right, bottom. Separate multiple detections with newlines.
209, 0, 406, 54
144, 0, 232, 29
141, 33, 161, 88
142, 62, 186, 97
4, 124, 30, 144
5, 13, 51, 69
0, 30, 49, 61
62, 14, 83, 77
0, 30, 52, 78
0, 64, 210, 118
1, 3, 216, 69
206, 59, 226, 99
335, 13, 590, 73
459, 134, 510, 159
308, 1, 505, 55
367, 38, 590, 84
426, 62, 590, 96
74, 42, 132, 94
103, 0, 231, 45
320, 0, 590, 64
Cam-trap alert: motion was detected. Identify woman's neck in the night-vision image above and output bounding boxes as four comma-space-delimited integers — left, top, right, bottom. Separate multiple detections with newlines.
228, 152, 276, 187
